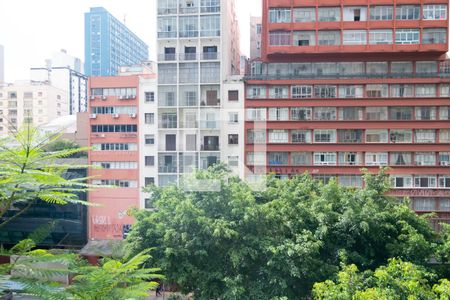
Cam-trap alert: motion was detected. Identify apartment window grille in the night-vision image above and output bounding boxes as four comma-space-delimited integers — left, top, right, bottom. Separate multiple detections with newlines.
314, 129, 337, 143
415, 152, 436, 165
313, 107, 337, 120
293, 7, 316, 22
390, 129, 413, 143
269, 8, 291, 23
269, 130, 289, 143
291, 85, 312, 98
291, 107, 312, 120
291, 130, 311, 143
365, 152, 388, 165
395, 29, 419, 44
370, 6, 393, 20
314, 85, 337, 98
343, 30, 367, 45
318, 31, 341, 46
318, 7, 341, 22
314, 152, 337, 165
366, 129, 388, 143
338, 129, 363, 143
269, 86, 289, 98
396, 5, 420, 20
269, 31, 291, 46
423, 5, 447, 20
369, 30, 393, 44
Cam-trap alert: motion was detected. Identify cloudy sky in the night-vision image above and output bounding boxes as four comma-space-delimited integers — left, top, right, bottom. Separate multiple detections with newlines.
0, 0, 261, 82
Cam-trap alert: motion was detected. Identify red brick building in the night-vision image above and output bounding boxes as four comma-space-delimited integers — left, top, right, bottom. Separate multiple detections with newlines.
245, 0, 450, 228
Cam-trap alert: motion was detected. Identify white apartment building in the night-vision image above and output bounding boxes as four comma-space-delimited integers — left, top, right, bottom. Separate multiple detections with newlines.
0, 81, 68, 135
154, 0, 244, 186
0, 45, 4, 84
31, 50, 88, 115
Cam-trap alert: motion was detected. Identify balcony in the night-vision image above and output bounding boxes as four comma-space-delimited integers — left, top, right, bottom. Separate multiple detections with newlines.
159, 165, 177, 173
158, 54, 177, 62
158, 7, 177, 15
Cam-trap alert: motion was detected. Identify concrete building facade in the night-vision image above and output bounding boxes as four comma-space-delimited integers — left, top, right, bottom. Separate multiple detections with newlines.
156, 0, 243, 187
84, 7, 149, 77
0, 82, 68, 135
0, 45, 4, 84
245, 0, 450, 228
31, 50, 88, 114
250, 16, 262, 59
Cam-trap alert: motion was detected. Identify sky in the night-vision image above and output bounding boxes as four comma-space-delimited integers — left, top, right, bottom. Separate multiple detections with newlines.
0, 0, 261, 83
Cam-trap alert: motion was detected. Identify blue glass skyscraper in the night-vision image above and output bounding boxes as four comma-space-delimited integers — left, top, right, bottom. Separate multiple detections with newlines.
84, 7, 149, 77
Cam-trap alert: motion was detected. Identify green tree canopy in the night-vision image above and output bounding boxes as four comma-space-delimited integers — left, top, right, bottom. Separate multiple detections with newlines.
313, 258, 450, 300
126, 166, 441, 299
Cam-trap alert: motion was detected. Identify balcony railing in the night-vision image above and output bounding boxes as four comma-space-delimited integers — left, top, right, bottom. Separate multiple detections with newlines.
201, 144, 220, 151
179, 6, 198, 14
158, 8, 177, 15
245, 72, 450, 81
159, 165, 177, 173
158, 53, 220, 62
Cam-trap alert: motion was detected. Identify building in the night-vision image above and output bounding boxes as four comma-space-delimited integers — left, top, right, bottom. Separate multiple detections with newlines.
84, 7, 149, 77
0, 45, 4, 84
0, 81, 68, 135
87, 63, 157, 240
31, 50, 88, 114
250, 16, 262, 59
156, 0, 243, 187
245, 0, 450, 227
40, 113, 89, 147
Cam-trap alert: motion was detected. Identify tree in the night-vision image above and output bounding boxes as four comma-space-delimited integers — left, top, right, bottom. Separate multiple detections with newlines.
126, 166, 440, 299
0, 125, 91, 229
313, 258, 449, 300
45, 139, 88, 158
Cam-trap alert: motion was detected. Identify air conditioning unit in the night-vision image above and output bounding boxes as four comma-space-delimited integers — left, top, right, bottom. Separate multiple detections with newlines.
113, 113, 120, 119
90, 95, 96, 100
102, 96, 107, 100
90, 114, 97, 119
129, 113, 137, 118
119, 95, 125, 100
125, 95, 131, 99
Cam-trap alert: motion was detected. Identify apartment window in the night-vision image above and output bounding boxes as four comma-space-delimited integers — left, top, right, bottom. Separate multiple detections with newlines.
293, 31, 315, 46
314, 85, 337, 98
415, 107, 436, 120
292, 152, 311, 165
366, 129, 388, 143
269, 130, 289, 143
390, 152, 412, 165
269, 8, 291, 23
247, 129, 266, 144
256, 24, 262, 34
414, 199, 436, 212
314, 152, 337, 165
365, 152, 388, 166
200, 15, 220, 36
145, 156, 155, 166
314, 63, 338, 75
395, 29, 419, 44
294, 7, 316, 22
415, 176, 437, 188
440, 199, 450, 212
228, 90, 239, 101
338, 129, 363, 143
391, 62, 413, 74
415, 84, 436, 98
416, 61, 438, 74
313, 107, 336, 120
390, 129, 413, 143
423, 28, 447, 44
370, 6, 393, 20
391, 175, 413, 188
269, 108, 289, 121
318, 31, 341, 46
339, 175, 363, 187
415, 152, 436, 166
396, 5, 420, 20
144, 178, 155, 188
440, 152, 450, 166
228, 134, 238, 145
367, 62, 388, 75
318, 7, 341, 22
158, 17, 177, 38
92, 143, 137, 151
200, 0, 219, 13
339, 152, 361, 165
314, 129, 336, 143
246, 108, 266, 121
145, 134, 155, 145
439, 175, 450, 187
339, 107, 363, 120
247, 86, 266, 99
343, 7, 367, 21
269, 86, 289, 98
291, 130, 311, 143
228, 156, 239, 167
369, 30, 393, 44
366, 84, 388, 98
228, 112, 239, 124
338, 62, 364, 76
93, 180, 138, 188
390, 84, 414, 98
268, 63, 289, 76
145, 92, 155, 102
440, 107, 450, 120
389, 107, 413, 120
179, 16, 198, 37
158, 64, 177, 84
339, 85, 363, 98
343, 30, 367, 45
91, 125, 137, 133
161, 113, 177, 128
291, 107, 312, 120
292, 85, 312, 98
440, 85, 450, 97
269, 152, 289, 166
180, 63, 199, 83
269, 31, 291, 46
423, 5, 447, 20
145, 113, 155, 124
440, 129, 450, 143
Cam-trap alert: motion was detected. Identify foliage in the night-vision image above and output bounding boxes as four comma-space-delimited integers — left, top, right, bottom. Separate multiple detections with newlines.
126, 165, 441, 299
45, 139, 87, 158
313, 258, 449, 300
0, 125, 93, 229
16, 249, 163, 300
